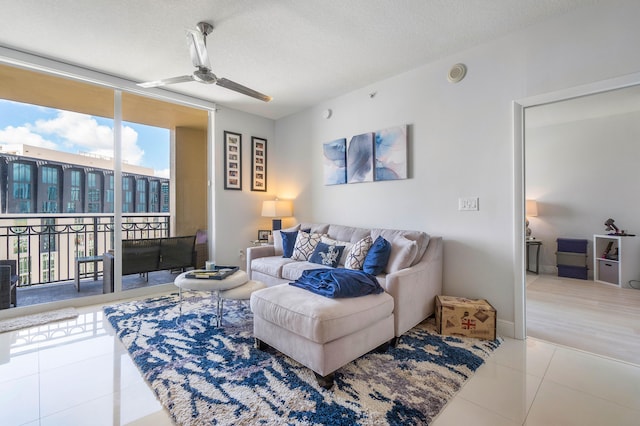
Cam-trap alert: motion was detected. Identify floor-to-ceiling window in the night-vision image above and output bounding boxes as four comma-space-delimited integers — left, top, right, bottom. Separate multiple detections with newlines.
0, 59, 209, 312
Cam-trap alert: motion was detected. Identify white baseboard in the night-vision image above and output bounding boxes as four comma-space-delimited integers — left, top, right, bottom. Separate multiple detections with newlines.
497, 319, 516, 339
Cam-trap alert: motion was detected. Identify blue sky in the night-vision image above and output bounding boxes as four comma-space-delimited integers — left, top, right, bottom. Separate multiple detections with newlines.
0, 99, 170, 177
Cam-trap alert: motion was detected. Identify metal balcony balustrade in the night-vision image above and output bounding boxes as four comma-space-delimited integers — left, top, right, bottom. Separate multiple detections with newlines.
0, 213, 170, 287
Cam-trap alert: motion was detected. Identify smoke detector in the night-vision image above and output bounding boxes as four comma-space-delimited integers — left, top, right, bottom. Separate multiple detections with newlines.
447, 63, 467, 83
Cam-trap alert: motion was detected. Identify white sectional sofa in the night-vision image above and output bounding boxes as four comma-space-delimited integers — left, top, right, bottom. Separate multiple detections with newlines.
246, 222, 443, 338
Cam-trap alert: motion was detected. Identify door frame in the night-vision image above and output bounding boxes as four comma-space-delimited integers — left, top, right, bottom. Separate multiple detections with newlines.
513, 72, 640, 339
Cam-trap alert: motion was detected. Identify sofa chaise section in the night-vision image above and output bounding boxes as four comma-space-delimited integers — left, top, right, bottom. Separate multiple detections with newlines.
247, 223, 443, 337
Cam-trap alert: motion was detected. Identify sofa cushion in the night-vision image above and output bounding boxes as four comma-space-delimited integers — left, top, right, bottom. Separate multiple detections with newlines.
280, 230, 299, 258
298, 223, 330, 235
345, 235, 373, 270
281, 261, 330, 281
309, 242, 345, 268
251, 256, 296, 278
371, 228, 430, 269
321, 236, 352, 265
250, 284, 394, 344
363, 236, 391, 275
291, 231, 322, 261
385, 236, 419, 273
326, 224, 370, 243
273, 225, 301, 256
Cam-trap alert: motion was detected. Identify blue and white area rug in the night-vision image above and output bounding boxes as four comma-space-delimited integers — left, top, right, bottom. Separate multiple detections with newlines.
104, 292, 501, 425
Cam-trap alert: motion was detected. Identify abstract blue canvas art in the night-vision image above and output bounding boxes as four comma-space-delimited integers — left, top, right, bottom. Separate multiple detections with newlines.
375, 125, 407, 181
347, 132, 374, 183
323, 138, 347, 185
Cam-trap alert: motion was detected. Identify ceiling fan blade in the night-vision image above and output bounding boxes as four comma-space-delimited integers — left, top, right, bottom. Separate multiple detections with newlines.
216, 78, 272, 102
186, 29, 211, 70
137, 75, 195, 88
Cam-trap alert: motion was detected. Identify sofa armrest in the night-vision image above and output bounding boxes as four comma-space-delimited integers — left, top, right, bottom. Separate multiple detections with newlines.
382, 236, 443, 337
246, 245, 276, 279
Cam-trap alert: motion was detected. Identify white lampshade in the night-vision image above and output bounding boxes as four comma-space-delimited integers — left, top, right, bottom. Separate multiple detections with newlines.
525, 199, 538, 217
261, 200, 293, 218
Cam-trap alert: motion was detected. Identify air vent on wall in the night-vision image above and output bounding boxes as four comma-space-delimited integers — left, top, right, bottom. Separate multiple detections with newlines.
447, 63, 467, 83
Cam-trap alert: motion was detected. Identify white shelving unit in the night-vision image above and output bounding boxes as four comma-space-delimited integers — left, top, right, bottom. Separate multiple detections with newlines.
593, 234, 640, 288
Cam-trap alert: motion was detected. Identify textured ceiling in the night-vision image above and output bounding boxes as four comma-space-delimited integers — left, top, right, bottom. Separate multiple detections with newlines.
0, 0, 601, 120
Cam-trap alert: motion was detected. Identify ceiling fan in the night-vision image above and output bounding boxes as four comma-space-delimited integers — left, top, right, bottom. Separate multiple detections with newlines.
137, 21, 272, 102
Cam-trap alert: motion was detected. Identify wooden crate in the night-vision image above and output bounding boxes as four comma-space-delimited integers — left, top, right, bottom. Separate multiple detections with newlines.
435, 295, 496, 340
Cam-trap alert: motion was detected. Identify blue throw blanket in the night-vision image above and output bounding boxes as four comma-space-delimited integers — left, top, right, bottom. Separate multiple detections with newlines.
290, 268, 384, 298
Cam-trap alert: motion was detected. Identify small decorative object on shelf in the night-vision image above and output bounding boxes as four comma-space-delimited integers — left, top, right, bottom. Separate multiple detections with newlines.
257, 229, 271, 242
604, 218, 636, 236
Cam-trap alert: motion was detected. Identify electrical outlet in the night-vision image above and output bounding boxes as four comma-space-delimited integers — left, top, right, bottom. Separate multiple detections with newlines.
458, 197, 479, 211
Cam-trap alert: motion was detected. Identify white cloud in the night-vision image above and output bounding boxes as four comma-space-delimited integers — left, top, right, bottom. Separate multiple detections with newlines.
30, 111, 145, 165
155, 168, 170, 178
0, 125, 58, 149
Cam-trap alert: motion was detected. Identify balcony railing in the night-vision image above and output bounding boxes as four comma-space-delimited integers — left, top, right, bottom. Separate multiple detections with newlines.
0, 214, 170, 287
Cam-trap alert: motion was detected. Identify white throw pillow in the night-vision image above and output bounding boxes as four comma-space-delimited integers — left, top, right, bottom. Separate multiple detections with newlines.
345, 235, 373, 270
291, 231, 322, 261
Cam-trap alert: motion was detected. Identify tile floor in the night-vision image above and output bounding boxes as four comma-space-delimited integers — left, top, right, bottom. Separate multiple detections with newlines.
1, 297, 639, 426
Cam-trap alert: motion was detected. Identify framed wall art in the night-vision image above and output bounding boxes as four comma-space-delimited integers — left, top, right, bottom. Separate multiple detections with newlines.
224, 131, 242, 190
251, 136, 267, 192
257, 229, 271, 241
347, 132, 374, 183
323, 138, 347, 185
374, 124, 408, 181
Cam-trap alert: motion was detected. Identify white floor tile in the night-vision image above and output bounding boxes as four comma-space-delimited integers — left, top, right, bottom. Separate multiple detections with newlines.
4, 297, 640, 425
119, 380, 168, 425
544, 347, 640, 410
433, 397, 520, 426
38, 334, 116, 371
40, 393, 121, 426
126, 409, 174, 426
525, 380, 640, 426
0, 374, 40, 426
0, 346, 39, 383
489, 336, 557, 377
39, 352, 117, 416
458, 361, 543, 423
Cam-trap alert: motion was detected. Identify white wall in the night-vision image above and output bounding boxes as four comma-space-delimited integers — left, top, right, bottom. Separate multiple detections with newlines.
269, 0, 640, 334
526, 110, 640, 275
213, 107, 275, 267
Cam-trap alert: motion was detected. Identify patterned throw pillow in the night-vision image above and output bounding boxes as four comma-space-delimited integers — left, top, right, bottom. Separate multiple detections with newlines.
309, 242, 346, 268
345, 235, 373, 270
291, 231, 323, 261
321, 236, 353, 265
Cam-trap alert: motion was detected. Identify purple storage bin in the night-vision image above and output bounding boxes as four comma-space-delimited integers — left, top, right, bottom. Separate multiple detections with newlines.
556, 238, 588, 253
557, 265, 588, 280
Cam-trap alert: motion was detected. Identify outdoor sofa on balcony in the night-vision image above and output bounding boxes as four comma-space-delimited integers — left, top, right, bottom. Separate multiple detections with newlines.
102, 235, 197, 293
0, 259, 18, 309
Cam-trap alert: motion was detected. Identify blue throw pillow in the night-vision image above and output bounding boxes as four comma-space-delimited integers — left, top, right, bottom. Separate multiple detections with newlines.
309, 242, 345, 268
363, 236, 391, 275
281, 231, 298, 258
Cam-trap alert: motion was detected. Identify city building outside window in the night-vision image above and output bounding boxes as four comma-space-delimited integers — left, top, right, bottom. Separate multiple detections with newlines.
11, 162, 34, 213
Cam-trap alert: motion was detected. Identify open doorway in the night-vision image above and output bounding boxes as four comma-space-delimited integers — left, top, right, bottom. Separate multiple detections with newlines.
520, 84, 640, 365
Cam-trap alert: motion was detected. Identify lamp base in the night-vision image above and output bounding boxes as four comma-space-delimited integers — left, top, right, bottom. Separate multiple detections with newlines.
272, 219, 282, 231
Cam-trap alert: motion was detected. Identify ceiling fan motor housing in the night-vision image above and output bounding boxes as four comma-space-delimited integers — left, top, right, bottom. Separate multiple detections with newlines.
194, 68, 216, 84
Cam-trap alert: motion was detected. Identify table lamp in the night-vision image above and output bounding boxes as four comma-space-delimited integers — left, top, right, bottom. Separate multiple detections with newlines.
262, 199, 293, 231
